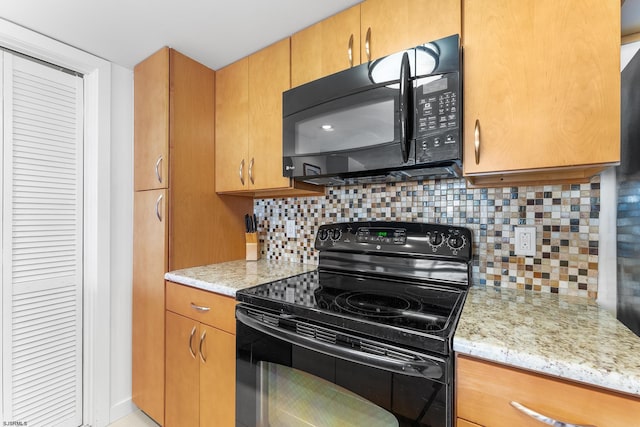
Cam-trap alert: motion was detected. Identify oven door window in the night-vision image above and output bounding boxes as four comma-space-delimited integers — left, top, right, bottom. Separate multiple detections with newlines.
260, 362, 397, 427
236, 320, 450, 427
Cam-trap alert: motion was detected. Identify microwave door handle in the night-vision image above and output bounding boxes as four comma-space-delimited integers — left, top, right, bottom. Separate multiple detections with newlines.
399, 51, 412, 163
236, 307, 444, 381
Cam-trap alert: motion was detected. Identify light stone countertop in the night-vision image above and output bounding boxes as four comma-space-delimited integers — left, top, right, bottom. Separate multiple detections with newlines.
167, 261, 640, 398
453, 285, 640, 398
165, 259, 317, 297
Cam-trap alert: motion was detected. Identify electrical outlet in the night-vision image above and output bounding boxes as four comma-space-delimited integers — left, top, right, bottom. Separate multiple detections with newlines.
514, 226, 536, 257
286, 220, 297, 238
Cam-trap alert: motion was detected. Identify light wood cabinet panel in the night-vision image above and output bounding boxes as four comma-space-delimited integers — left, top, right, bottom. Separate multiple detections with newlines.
456, 355, 640, 427
215, 40, 324, 197
133, 48, 250, 425
215, 58, 249, 193
168, 50, 249, 269
462, 0, 620, 184
199, 324, 236, 427
291, 4, 361, 87
248, 38, 292, 191
361, 0, 461, 62
134, 48, 169, 191
132, 189, 168, 424
165, 311, 199, 427
166, 282, 236, 334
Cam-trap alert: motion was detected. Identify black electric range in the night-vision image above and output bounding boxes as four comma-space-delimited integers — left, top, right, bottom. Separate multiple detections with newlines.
235, 221, 473, 427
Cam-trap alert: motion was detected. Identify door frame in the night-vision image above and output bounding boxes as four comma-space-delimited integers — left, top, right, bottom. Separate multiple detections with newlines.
0, 18, 112, 427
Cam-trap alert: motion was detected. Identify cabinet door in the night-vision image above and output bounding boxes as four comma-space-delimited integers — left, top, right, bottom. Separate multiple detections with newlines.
291, 4, 361, 87
132, 189, 168, 424
360, 0, 461, 62
165, 311, 200, 427
462, 0, 620, 176
199, 324, 236, 427
248, 38, 291, 191
134, 48, 169, 191
215, 58, 249, 192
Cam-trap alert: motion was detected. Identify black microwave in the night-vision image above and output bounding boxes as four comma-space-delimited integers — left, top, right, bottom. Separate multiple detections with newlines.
282, 34, 461, 186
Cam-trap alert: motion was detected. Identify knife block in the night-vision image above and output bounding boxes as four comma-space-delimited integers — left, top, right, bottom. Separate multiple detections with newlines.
245, 233, 260, 261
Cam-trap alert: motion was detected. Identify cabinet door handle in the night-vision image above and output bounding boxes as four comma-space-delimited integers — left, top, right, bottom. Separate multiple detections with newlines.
510, 401, 597, 427
190, 302, 210, 313
249, 157, 255, 185
348, 34, 354, 67
199, 330, 207, 363
365, 27, 371, 62
474, 119, 481, 165
239, 159, 245, 185
188, 326, 197, 359
155, 155, 163, 184
155, 194, 163, 222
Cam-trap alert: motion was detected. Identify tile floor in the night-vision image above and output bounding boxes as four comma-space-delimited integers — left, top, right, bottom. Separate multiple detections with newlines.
108, 410, 158, 427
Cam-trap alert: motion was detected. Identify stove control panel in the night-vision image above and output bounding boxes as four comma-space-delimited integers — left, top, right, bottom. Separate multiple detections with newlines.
315, 221, 472, 260
356, 228, 406, 245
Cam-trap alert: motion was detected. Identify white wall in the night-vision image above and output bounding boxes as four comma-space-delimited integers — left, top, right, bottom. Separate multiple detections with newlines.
109, 64, 135, 422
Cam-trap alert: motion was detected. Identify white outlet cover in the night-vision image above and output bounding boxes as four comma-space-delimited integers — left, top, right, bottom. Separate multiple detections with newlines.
286, 220, 296, 238
514, 226, 536, 257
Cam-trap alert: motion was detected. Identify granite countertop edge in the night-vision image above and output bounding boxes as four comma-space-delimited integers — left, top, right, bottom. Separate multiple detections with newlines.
453, 285, 640, 398
164, 259, 317, 298
453, 337, 638, 396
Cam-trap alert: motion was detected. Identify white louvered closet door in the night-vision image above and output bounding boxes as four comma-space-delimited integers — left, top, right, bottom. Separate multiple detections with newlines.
1, 52, 84, 427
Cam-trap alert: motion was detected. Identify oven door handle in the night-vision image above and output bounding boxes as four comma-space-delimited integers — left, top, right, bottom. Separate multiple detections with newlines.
236, 308, 445, 381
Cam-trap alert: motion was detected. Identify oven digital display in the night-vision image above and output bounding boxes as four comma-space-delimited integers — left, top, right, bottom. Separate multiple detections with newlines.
356, 228, 406, 244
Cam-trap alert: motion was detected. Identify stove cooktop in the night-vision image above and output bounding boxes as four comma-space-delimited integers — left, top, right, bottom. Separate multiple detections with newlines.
236, 221, 473, 355
236, 270, 466, 355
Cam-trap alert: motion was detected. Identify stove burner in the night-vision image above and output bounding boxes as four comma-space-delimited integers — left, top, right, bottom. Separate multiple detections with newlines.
335, 291, 422, 318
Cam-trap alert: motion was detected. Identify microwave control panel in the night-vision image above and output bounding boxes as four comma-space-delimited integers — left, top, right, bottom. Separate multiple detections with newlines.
414, 72, 460, 163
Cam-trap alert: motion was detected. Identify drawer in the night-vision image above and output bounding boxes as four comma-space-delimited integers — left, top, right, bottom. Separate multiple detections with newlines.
456, 355, 640, 427
166, 281, 236, 334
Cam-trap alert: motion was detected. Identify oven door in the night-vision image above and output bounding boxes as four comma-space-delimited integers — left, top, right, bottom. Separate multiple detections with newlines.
236, 305, 453, 427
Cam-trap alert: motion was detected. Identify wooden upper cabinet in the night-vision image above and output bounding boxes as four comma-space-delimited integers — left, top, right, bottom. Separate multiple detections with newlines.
215, 58, 249, 193
248, 38, 291, 191
216, 39, 323, 196
291, 4, 361, 87
134, 48, 169, 191
462, 0, 620, 185
360, 0, 461, 62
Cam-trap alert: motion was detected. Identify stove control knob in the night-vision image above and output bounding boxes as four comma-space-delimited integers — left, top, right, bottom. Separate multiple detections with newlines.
330, 228, 342, 241
428, 232, 444, 247
318, 229, 329, 241
447, 235, 466, 250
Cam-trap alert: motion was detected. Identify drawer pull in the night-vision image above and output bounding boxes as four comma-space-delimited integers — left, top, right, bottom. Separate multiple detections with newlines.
474, 119, 481, 164
155, 155, 163, 184
510, 401, 597, 427
188, 326, 197, 359
199, 330, 207, 363
190, 302, 211, 313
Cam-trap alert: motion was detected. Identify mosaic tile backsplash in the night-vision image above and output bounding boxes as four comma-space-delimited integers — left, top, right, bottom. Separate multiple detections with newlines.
254, 177, 600, 298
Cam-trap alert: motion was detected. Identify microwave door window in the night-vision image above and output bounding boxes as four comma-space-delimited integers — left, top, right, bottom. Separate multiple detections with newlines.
295, 99, 395, 155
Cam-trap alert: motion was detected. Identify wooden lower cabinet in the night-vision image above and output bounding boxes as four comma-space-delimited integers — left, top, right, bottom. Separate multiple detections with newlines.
456, 355, 640, 427
165, 282, 236, 427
